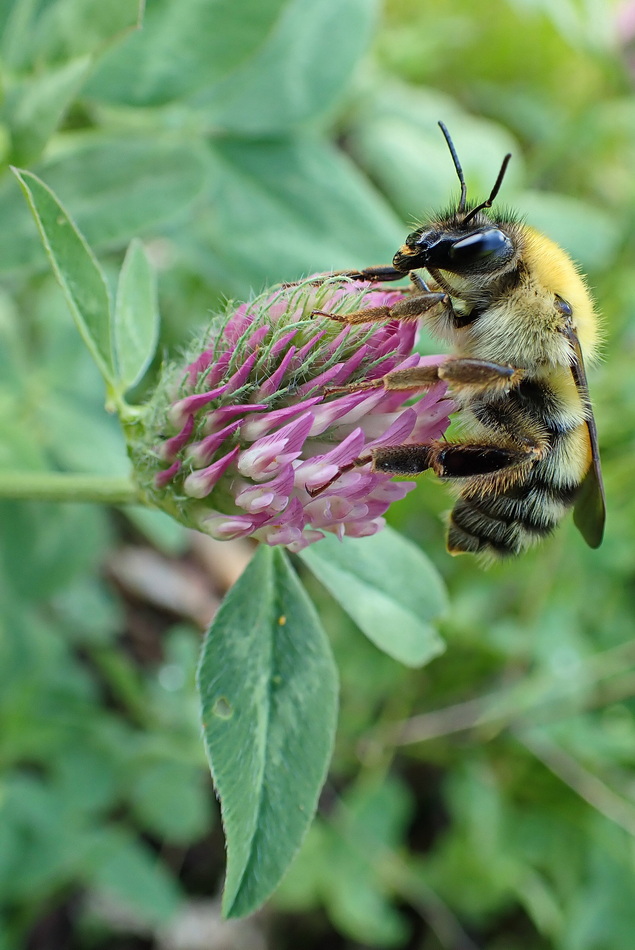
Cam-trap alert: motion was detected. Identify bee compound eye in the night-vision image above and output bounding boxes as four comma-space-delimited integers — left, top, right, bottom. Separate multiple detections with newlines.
555, 295, 573, 317
448, 228, 510, 264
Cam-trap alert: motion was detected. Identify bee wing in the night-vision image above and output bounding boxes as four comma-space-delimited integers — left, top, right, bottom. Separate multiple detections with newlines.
567, 332, 605, 548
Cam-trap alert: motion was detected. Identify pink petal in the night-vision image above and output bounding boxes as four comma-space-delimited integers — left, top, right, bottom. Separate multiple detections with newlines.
362, 407, 417, 448
203, 404, 268, 434
308, 390, 385, 436
286, 529, 325, 553
295, 428, 366, 492
257, 345, 297, 398
155, 460, 181, 488
186, 350, 214, 386
241, 396, 322, 441
343, 518, 385, 538
225, 350, 260, 392
269, 328, 298, 360
238, 412, 314, 479
158, 415, 195, 461
169, 384, 229, 427
183, 446, 240, 498
187, 420, 242, 467
206, 349, 232, 387
202, 511, 268, 540
244, 324, 271, 351
235, 466, 295, 514
295, 329, 327, 363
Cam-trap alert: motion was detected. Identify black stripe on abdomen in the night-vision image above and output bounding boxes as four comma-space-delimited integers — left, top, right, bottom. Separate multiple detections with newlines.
447, 471, 580, 558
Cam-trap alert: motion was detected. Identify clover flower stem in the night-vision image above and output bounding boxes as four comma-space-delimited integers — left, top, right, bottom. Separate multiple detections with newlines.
0, 472, 139, 505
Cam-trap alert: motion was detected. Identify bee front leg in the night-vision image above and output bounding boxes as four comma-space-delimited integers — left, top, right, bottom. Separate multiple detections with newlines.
283, 265, 406, 289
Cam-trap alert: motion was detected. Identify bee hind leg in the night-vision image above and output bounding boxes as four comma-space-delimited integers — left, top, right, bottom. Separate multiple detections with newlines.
307, 439, 542, 499
367, 442, 540, 481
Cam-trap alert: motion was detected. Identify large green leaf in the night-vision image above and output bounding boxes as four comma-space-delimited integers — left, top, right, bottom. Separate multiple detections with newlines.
12, 168, 115, 385
5, 56, 92, 166
300, 528, 447, 667
203, 0, 380, 134
197, 545, 338, 918
0, 137, 208, 276
85, 0, 288, 106
0, 0, 137, 69
346, 89, 522, 221
16, 0, 142, 66
183, 135, 405, 294
513, 190, 621, 271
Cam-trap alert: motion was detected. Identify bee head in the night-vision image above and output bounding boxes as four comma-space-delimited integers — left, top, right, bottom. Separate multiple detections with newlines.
393, 123, 515, 278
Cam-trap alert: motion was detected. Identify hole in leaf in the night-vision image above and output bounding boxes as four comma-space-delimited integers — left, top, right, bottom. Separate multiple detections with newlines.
212, 696, 233, 719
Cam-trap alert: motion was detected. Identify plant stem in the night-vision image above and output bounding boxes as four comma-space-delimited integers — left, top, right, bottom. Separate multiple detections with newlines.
516, 729, 635, 838
0, 472, 139, 505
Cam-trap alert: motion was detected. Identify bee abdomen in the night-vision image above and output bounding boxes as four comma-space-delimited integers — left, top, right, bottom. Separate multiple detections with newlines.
447, 477, 579, 558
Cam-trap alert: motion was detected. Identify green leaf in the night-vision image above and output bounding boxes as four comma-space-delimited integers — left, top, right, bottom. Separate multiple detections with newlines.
85, 828, 182, 925
513, 190, 621, 271
204, 0, 380, 134
129, 759, 212, 845
114, 239, 159, 392
7, 0, 143, 67
41, 393, 130, 476
346, 92, 522, 222
300, 528, 447, 667
323, 778, 414, 946
124, 508, 190, 556
0, 501, 111, 601
197, 545, 338, 918
11, 168, 114, 385
0, 138, 207, 276
6, 55, 92, 166
85, 0, 288, 106
185, 135, 405, 294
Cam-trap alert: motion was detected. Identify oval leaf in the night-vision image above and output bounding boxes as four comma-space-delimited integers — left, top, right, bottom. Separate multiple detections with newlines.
197, 545, 338, 918
85, 0, 288, 106
186, 136, 405, 294
11, 167, 114, 384
114, 239, 159, 392
8, 56, 92, 166
300, 527, 447, 667
204, 0, 379, 134
0, 138, 208, 276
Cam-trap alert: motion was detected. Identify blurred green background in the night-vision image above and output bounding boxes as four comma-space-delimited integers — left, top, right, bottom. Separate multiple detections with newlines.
2, 0, 635, 947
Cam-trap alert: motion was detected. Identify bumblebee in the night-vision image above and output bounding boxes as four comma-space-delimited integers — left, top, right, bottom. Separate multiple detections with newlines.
315, 123, 605, 558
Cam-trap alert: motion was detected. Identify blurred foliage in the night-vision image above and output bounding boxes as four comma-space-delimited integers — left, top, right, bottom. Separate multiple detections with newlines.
2, 0, 635, 947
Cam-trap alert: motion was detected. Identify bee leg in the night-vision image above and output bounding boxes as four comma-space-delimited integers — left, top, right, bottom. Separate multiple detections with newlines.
325, 356, 524, 399
307, 438, 542, 497
339, 265, 407, 283
380, 357, 525, 393
282, 265, 406, 288
313, 290, 448, 325
370, 440, 542, 479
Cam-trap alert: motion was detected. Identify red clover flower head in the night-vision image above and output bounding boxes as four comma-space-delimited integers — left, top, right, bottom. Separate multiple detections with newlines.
132, 278, 453, 553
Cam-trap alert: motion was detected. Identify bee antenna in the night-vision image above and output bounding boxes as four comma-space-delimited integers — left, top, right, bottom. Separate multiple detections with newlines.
463, 152, 512, 224
438, 121, 467, 214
